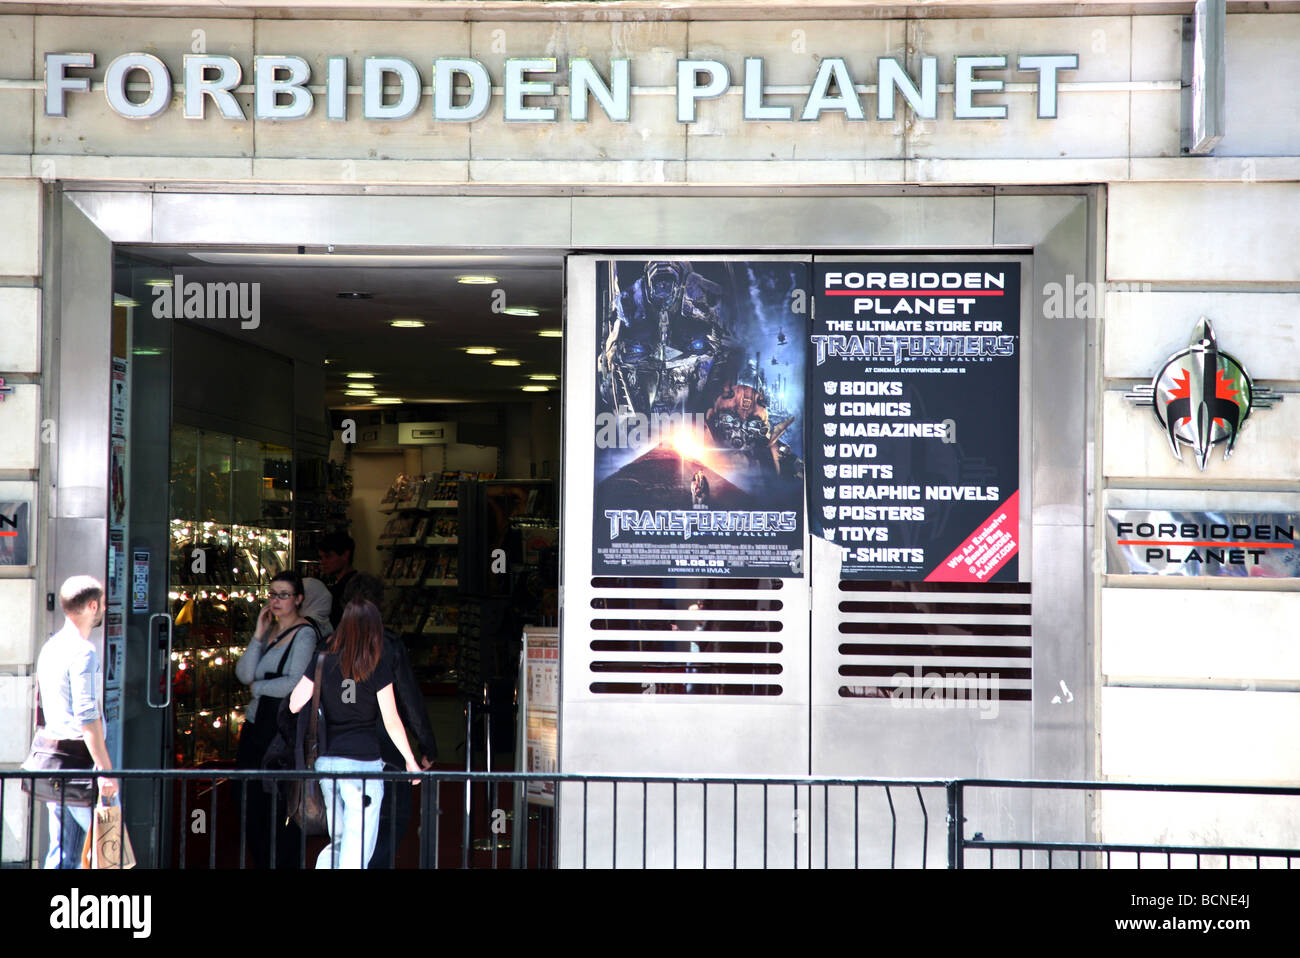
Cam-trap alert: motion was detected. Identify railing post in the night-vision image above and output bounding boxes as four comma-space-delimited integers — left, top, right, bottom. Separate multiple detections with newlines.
946, 781, 964, 870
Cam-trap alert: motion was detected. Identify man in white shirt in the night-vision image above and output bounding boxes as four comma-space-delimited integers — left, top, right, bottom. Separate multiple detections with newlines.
34, 575, 118, 868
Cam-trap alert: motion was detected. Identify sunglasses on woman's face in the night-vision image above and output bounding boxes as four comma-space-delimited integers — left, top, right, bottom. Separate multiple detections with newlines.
268, 591, 296, 600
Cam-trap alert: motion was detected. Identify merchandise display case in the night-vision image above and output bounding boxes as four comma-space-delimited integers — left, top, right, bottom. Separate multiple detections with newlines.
167, 425, 294, 766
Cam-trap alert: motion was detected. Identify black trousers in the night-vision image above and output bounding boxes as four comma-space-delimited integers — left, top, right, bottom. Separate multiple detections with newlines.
235, 698, 303, 869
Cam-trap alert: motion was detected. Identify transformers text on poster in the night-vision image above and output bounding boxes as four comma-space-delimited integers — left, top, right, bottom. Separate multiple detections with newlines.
593, 260, 808, 577
809, 262, 1021, 581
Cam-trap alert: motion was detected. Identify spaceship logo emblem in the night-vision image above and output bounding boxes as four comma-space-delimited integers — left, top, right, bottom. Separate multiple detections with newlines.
1124, 318, 1281, 471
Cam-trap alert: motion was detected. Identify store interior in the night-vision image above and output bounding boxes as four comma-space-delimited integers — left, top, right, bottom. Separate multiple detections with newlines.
111, 247, 564, 772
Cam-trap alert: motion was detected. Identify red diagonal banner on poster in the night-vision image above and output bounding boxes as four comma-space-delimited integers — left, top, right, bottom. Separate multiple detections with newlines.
925, 490, 1020, 582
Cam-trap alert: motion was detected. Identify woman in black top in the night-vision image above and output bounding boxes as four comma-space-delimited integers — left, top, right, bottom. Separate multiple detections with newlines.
289, 598, 419, 869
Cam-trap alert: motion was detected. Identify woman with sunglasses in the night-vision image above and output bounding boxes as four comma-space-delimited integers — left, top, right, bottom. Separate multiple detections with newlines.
235, 570, 319, 867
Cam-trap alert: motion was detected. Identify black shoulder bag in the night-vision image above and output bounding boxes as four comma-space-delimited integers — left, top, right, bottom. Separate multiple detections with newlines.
285, 654, 329, 837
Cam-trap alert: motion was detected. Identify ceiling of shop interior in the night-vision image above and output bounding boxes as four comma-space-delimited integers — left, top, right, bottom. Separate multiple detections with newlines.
115, 247, 565, 407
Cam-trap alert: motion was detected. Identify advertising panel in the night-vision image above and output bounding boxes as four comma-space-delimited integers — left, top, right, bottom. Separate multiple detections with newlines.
593, 260, 807, 577
808, 262, 1022, 581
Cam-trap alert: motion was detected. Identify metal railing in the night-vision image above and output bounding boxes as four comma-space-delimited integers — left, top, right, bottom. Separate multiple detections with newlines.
3, 770, 1297, 869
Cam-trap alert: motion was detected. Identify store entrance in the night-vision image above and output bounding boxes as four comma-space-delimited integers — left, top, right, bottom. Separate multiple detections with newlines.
110, 247, 563, 866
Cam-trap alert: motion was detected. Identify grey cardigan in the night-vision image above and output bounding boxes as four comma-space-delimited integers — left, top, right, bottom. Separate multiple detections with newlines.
235, 623, 317, 722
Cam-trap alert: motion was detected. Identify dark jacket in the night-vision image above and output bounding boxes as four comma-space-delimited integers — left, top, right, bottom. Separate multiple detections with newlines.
380, 627, 437, 769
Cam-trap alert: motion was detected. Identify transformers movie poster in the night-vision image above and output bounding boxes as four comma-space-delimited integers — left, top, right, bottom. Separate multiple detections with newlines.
592, 259, 807, 577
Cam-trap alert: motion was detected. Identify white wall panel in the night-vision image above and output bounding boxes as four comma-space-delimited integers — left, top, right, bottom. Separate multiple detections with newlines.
0, 579, 36, 667
1107, 183, 1300, 283
0, 180, 41, 278
0, 674, 33, 764
1218, 15, 1300, 157
1104, 290, 1300, 383
0, 287, 40, 372
1100, 790, 1300, 860
0, 384, 39, 471
1102, 588, 1300, 683
1102, 390, 1300, 482
1102, 687, 1300, 783
0, 16, 33, 157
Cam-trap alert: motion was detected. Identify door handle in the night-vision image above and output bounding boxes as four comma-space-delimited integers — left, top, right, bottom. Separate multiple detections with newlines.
146, 613, 172, 709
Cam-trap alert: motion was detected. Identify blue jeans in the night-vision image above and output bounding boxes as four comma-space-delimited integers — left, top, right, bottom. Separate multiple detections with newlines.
45, 801, 92, 869
316, 756, 384, 869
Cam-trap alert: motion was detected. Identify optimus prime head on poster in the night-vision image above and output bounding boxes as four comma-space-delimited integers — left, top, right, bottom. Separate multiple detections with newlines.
595, 260, 805, 503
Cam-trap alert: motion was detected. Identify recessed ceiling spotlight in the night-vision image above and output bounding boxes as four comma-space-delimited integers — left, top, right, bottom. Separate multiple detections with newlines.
464, 347, 497, 356
457, 275, 498, 285
390, 319, 425, 328
336, 291, 374, 299
521, 385, 549, 393
528, 374, 559, 381
537, 329, 563, 338
502, 306, 540, 317
372, 397, 403, 404
344, 389, 377, 397
490, 359, 522, 367
144, 278, 173, 288
345, 372, 375, 380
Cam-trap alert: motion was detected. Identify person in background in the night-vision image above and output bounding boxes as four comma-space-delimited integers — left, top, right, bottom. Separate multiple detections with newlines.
235, 570, 317, 867
317, 532, 358, 630
289, 598, 420, 869
343, 572, 437, 867
300, 577, 336, 644
33, 576, 118, 868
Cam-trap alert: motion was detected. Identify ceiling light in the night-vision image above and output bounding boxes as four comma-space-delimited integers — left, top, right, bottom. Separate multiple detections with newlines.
521, 385, 549, 393
144, 278, 173, 288
538, 329, 563, 338
372, 397, 403, 404
490, 359, 521, 367
528, 374, 559, 381
502, 306, 540, 317
457, 275, 498, 285
464, 347, 497, 356
344, 389, 377, 397
345, 372, 375, 380
133, 347, 164, 356
337, 291, 374, 300
113, 294, 140, 308
390, 319, 425, 328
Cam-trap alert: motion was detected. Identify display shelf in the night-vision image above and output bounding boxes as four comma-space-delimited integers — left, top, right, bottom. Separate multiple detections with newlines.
425, 536, 459, 545
169, 424, 296, 766
424, 578, 459, 587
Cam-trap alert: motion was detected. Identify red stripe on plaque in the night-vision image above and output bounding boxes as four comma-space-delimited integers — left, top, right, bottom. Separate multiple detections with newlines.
924, 490, 1020, 583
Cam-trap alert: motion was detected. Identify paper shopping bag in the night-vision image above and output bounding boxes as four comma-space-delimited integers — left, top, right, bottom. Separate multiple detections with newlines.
80, 798, 137, 869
